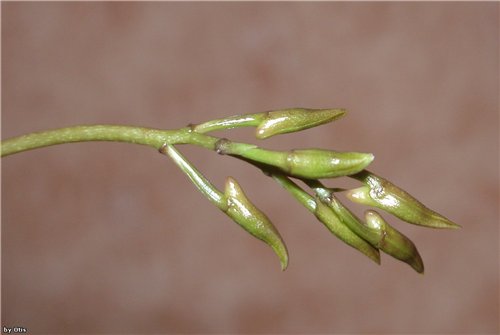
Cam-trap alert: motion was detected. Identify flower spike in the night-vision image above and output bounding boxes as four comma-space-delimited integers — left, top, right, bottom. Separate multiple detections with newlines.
2, 108, 458, 274
347, 170, 460, 229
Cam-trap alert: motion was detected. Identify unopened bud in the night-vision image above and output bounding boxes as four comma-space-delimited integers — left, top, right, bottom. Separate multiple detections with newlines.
347, 171, 460, 229
271, 174, 380, 264
223, 142, 374, 179
225, 177, 289, 270
364, 210, 424, 273
256, 108, 346, 139
287, 149, 374, 179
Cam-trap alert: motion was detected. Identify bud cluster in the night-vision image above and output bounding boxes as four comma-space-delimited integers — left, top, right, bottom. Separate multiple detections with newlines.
161, 108, 458, 273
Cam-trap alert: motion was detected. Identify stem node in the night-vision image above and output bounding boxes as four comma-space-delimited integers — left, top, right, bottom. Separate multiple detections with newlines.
215, 138, 231, 155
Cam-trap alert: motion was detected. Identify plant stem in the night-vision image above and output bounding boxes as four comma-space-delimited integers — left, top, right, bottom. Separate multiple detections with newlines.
162, 144, 226, 210
0, 125, 222, 157
193, 113, 263, 134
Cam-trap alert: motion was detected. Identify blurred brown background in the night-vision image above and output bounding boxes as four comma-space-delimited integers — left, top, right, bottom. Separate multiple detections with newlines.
2, 2, 498, 334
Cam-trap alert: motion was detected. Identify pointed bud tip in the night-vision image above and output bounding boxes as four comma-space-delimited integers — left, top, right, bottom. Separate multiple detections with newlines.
270, 235, 289, 271
412, 254, 425, 274
279, 252, 289, 271
331, 108, 347, 117
433, 216, 461, 229
310, 108, 348, 121
362, 153, 375, 165
349, 153, 375, 174
269, 239, 289, 271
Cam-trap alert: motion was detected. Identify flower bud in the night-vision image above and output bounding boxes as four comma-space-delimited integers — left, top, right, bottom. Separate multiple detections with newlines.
256, 108, 346, 139
364, 210, 424, 273
221, 142, 374, 179
347, 171, 460, 229
286, 149, 374, 179
224, 177, 289, 270
308, 180, 423, 272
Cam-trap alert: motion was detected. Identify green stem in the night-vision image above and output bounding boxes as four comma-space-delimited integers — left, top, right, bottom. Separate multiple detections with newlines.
1, 125, 222, 157
271, 174, 316, 210
193, 113, 263, 134
162, 144, 226, 210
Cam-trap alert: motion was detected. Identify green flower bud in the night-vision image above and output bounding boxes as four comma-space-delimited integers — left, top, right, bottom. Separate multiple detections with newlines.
219, 140, 374, 179
256, 108, 346, 139
306, 179, 423, 272
193, 108, 346, 137
286, 149, 374, 179
224, 177, 289, 270
364, 210, 424, 273
347, 171, 460, 229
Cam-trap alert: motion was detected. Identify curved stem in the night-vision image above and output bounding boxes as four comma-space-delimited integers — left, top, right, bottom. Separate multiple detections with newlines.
1, 125, 221, 157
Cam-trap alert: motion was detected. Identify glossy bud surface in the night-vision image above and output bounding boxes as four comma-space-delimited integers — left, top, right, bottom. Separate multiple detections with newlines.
256, 108, 346, 139
364, 210, 424, 273
348, 171, 460, 229
225, 177, 289, 270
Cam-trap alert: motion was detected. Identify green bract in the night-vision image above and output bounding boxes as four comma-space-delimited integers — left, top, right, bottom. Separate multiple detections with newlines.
347, 170, 460, 229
